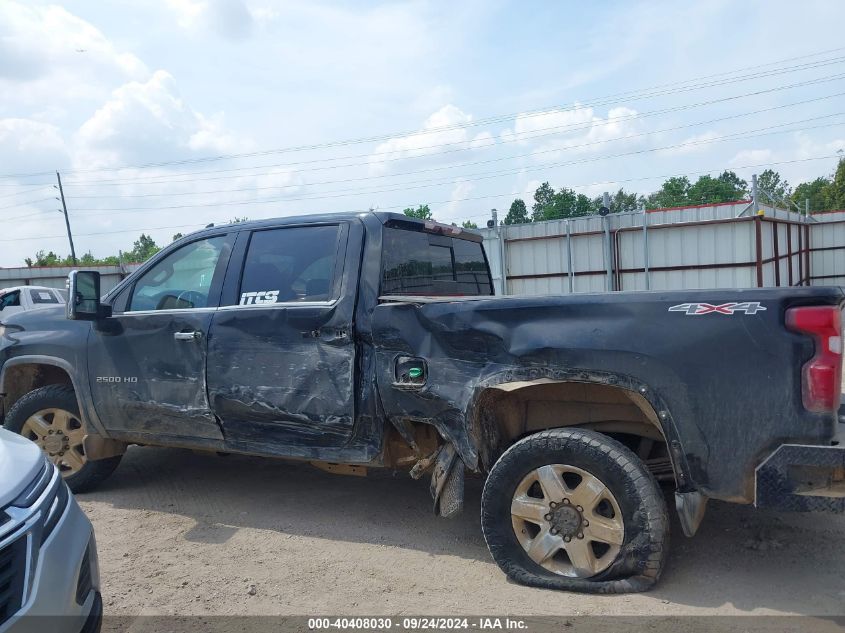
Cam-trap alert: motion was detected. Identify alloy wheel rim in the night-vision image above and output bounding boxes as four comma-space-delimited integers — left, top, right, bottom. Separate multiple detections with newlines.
21, 408, 87, 476
510, 464, 625, 578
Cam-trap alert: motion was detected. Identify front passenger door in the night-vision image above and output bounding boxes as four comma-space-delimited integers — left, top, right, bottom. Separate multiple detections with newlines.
88, 234, 234, 443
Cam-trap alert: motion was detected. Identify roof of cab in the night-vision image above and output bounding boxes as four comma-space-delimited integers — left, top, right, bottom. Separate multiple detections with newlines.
179, 210, 483, 243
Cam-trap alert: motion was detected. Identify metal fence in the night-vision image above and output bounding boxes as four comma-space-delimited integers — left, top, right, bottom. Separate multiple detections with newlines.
2, 203, 842, 296
479, 201, 845, 295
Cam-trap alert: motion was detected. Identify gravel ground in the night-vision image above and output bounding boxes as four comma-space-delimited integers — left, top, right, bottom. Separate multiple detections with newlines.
78, 444, 845, 619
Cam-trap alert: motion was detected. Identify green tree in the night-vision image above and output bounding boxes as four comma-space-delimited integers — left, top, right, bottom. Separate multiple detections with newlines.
593, 189, 642, 214
402, 204, 432, 220
687, 171, 747, 205
172, 232, 184, 241
825, 157, 845, 210
461, 220, 478, 229
30, 250, 62, 266
572, 193, 594, 217
129, 234, 160, 263
532, 184, 589, 221
531, 182, 557, 221
545, 187, 578, 221
504, 198, 529, 225
791, 177, 831, 213
647, 176, 690, 209
757, 169, 791, 202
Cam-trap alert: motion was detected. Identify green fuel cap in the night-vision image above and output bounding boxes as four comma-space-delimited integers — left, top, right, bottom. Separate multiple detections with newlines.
408, 367, 423, 380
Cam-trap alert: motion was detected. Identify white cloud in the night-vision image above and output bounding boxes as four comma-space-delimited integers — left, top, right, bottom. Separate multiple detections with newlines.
441, 179, 475, 220
729, 149, 774, 166
75, 70, 247, 168
657, 131, 720, 157
166, 0, 257, 39
0, 1, 147, 108
793, 132, 845, 161
500, 104, 643, 162
0, 118, 70, 173
368, 105, 492, 173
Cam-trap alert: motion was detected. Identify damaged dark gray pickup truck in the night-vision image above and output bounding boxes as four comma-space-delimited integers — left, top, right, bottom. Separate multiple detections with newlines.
2, 211, 844, 593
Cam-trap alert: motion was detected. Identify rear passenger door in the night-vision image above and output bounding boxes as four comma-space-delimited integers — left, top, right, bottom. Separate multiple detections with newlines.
206, 222, 358, 453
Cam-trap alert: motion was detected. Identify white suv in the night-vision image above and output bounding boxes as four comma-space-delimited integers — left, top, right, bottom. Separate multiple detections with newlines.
0, 428, 101, 633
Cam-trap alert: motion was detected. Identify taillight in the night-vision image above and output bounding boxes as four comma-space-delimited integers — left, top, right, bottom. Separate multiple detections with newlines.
785, 306, 843, 412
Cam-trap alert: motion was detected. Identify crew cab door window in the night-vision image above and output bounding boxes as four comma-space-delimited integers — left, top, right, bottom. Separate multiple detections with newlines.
129, 236, 227, 311
238, 225, 341, 305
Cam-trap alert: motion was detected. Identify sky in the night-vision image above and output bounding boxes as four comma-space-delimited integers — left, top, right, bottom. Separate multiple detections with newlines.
1, 0, 844, 267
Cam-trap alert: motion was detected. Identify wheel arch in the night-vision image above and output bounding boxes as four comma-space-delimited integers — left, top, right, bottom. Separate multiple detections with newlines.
1, 355, 108, 438
468, 372, 690, 490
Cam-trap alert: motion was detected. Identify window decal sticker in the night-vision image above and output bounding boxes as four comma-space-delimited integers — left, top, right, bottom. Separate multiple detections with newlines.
240, 290, 280, 305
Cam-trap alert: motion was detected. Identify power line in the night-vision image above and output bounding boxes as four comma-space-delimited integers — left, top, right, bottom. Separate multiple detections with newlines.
64, 117, 845, 212
10, 118, 838, 222
4, 49, 845, 181
3, 154, 838, 245
0, 196, 54, 211
0, 185, 52, 199
58, 71, 845, 190
56, 93, 845, 202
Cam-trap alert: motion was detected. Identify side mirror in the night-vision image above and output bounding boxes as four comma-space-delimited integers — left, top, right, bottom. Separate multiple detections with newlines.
67, 271, 111, 320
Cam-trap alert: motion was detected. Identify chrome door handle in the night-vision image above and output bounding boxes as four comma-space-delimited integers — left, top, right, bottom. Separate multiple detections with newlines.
174, 331, 202, 341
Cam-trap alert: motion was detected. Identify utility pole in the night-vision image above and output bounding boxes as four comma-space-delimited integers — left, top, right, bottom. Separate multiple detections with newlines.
55, 171, 77, 265
601, 191, 614, 291
751, 173, 759, 214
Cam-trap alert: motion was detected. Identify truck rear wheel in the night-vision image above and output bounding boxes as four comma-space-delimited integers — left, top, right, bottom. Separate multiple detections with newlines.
481, 428, 668, 593
4, 385, 122, 493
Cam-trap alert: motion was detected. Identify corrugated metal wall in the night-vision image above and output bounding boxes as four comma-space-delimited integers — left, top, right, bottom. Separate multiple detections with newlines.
2, 206, 841, 297
811, 211, 845, 286
480, 202, 843, 295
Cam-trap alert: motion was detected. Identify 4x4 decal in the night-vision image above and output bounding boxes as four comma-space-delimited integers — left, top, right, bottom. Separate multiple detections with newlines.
668, 302, 767, 315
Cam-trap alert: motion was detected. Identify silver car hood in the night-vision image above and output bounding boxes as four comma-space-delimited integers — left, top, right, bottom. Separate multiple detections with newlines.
0, 428, 44, 508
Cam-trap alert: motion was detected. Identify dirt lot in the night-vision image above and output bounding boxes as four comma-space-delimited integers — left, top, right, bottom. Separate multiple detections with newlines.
78, 444, 845, 619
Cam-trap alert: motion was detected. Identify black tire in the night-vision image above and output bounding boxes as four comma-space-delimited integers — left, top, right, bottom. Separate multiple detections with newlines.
481, 428, 669, 593
4, 385, 122, 493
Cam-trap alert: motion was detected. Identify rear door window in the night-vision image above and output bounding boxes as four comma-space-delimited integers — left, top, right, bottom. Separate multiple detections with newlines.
381, 228, 493, 296
238, 225, 342, 305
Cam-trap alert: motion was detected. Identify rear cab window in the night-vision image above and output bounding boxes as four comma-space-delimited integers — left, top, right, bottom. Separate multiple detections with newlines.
381, 224, 493, 297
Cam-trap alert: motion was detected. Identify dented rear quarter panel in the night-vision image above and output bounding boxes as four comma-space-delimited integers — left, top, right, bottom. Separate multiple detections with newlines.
371, 287, 844, 503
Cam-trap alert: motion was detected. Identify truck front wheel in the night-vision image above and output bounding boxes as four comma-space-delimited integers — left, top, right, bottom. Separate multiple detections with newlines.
4, 385, 122, 493
481, 428, 668, 593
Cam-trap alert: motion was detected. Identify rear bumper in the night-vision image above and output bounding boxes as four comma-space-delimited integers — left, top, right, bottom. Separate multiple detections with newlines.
755, 434, 845, 513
